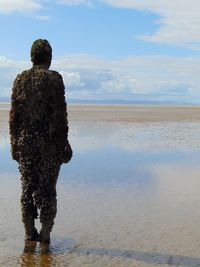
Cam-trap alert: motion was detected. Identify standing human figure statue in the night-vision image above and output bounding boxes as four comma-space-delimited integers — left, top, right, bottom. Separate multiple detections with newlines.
9, 39, 72, 243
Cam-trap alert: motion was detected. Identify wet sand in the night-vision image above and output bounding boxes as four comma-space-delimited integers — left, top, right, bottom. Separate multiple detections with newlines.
1, 104, 200, 266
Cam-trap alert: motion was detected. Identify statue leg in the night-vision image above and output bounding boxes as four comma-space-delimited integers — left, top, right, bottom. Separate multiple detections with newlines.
39, 190, 57, 243
34, 161, 60, 243
19, 158, 39, 241
21, 181, 39, 241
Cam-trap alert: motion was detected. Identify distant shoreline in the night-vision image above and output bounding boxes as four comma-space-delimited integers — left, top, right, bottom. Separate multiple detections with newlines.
1, 101, 200, 107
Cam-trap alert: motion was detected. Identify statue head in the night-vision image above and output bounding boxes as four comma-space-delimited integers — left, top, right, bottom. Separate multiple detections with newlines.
30, 39, 52, 68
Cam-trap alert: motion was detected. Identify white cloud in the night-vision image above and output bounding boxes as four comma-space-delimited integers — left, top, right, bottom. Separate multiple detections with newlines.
0, 57, 30, 100
102, 0, 200, 49
2, 1, 200, 49
0, 0, 50, 20
56, 0, 92, 6
60, 71, 85, 88
0, 56, 15, 67
1, 54, 200, 103
52, 54, 200, 102
35, 15, 51, 20
0, 0, 42, 14
54, 0, 200, 49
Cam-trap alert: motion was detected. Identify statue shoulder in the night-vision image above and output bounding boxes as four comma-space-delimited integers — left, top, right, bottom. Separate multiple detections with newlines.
48, 70, 63, 79
48, 70, 64, 86
13, 69, 31, 87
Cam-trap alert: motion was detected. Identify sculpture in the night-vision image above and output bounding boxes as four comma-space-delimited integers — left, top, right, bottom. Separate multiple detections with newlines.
9, 39, 72, 243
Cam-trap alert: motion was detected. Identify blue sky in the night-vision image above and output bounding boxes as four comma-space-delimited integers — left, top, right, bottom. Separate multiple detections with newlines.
1, 0, 200, 103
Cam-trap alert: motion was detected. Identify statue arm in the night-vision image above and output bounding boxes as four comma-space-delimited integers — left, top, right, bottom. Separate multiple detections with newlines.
9, 75, 23, 161
51, 73, 72, 164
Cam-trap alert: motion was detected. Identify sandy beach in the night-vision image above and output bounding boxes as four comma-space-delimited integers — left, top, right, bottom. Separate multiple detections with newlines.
1, 104, 200, 266
68, 104, 200, 122
3, 102, 200, 122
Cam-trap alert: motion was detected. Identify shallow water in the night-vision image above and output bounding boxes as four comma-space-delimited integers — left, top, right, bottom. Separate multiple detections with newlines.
1, 108, 200, 266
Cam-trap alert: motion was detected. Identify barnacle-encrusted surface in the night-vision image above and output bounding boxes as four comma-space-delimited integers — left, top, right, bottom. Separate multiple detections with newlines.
9, 65, 72, 242
31, 39, 52, 65
10, 65, 72, 163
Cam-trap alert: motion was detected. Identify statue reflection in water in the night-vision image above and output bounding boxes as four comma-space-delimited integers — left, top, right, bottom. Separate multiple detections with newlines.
21, 241, 53, 267
9, 39, 72, 243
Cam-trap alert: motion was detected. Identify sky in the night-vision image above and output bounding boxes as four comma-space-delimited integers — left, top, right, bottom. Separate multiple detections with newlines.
1, 0, 200, 103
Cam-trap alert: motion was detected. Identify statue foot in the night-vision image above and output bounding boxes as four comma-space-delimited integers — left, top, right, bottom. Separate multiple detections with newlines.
38, 231, 50, 244
25, 228, 39, 241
